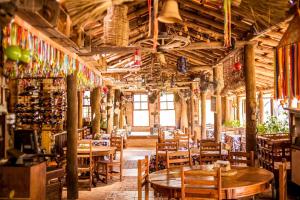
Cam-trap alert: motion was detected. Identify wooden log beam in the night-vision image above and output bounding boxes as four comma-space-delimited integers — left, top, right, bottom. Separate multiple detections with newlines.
78, 91, 83, 129
236, 95, 241, 121
201, 91, 207, 139
107, 87, 115, 135
66, 73, 78, 199
213, 65, 223, 142
113, 89, 121, 129
245, 44, 257, 152
258, 91, 264, 123
91, 87, 101, 135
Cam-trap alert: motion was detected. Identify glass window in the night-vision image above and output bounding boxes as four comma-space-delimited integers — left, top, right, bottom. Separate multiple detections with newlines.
160, 93, 175, 126
133, 94, 149, 126
83, 91, 91, 120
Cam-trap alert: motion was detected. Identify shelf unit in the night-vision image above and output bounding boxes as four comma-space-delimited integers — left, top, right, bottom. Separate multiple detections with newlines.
15, 77, 66, 153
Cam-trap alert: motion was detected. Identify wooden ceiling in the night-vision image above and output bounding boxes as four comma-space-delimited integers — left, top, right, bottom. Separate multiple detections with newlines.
61, 0, 293, 92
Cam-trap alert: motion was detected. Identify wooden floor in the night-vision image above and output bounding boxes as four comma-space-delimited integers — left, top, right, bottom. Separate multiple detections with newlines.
62, 147, 299, 200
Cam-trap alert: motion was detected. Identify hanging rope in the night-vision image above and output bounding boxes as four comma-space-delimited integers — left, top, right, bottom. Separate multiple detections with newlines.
153, 0, 158, 49
224, 0, 231, 47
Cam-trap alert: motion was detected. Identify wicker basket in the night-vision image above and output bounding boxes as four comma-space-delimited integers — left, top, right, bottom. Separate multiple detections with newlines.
103, 5, 129, 46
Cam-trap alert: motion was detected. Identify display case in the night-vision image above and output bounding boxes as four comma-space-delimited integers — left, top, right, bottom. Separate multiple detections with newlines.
285, 108, 300, 186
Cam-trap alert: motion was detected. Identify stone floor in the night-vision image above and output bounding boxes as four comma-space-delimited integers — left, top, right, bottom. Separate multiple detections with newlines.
62, 147, 300, 200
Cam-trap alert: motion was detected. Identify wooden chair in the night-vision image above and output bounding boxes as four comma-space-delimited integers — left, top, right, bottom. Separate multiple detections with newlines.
137, 155, 149, 200
199, 142, 221, 164
228, 151, 255, 167
97, 136, 123, 183
181, 167, 222, 200
156, 141, 178, 170
175, 132, 190, 149
279, 159, 287, 200
77, 140, 93, 190
166, 150, 192, 169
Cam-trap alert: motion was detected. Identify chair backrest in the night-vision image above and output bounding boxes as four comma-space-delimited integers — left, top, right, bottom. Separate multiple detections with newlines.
228, 151, 255, 167
77, 140, 93, 169
279, 159, 287, 200
166, 150, 192, 169
156, 141, 178, 152
175, 132, 190, 149
111, 136, 123, 160
137, 155, 149, 200
199, 142, 221, 164
181, 167, 222, 200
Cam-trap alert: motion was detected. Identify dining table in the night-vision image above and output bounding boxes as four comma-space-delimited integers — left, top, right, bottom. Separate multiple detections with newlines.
149, 166, 274, 199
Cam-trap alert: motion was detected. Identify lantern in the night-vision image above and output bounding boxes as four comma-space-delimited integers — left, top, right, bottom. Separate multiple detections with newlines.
177, 56, 187, 73
234, 62, 242, 71
133, 49, 141, 67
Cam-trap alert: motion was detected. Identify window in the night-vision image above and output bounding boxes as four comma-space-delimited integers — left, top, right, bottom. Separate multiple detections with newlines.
133, 94, 149, 126
83, 91, 91, 121
160, 93, 176, 126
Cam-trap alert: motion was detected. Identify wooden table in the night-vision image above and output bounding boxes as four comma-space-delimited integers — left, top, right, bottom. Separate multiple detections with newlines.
149, 166, 274, 199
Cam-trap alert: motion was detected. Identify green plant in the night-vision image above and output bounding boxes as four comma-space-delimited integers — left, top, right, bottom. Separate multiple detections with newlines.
257, 116, 289, 135
224, 120, 241, 128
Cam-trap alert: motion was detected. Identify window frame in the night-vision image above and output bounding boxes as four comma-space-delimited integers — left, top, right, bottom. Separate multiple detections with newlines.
132, 93, 150, 127
83, 91, 91, 121
159, 93, 176, 127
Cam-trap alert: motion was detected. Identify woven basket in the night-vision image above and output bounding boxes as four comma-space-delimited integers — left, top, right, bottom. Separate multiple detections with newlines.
103, 5, 129, 46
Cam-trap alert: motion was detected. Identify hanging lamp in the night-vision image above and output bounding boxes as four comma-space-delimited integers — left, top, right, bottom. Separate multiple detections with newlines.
158, 0, 182, 24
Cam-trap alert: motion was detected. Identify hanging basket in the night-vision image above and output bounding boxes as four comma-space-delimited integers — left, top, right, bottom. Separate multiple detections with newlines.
103, 5, 129, 46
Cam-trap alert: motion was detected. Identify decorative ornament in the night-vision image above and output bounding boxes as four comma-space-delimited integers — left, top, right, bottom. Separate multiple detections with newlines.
102, 86, 109, 95
234, 61, 242, 71
5, 45, 22, 61
133, 49, 142, 67
177, 56, 187, 73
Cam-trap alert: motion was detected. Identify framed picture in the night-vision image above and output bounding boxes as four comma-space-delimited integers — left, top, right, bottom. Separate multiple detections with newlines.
211, 95, 216, 112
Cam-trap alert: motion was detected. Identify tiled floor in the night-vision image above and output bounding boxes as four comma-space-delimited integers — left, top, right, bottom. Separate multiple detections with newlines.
63, 147, 299, 200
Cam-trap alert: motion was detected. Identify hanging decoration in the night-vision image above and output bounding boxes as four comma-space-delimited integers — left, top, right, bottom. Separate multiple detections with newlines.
223, 0, 232, 48
133, 49, 142, 67
2, 21, 102, 88
153, 0, 159, 49
177, 56, 188, 73
275, 43, 300, 100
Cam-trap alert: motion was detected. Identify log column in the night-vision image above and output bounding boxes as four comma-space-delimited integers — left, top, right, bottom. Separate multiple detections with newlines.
78, 91, 83, 129
91, 87, 101, 135
236, 95, 241, 121
107, 87, 115, 135
191, 83, 196, 140
113, 89, 121, 129
66, 73, 78, 199
213, 65, 223, 142
258, 91, 264, 123
201, 91, 207, 139
245, 44, 257, 152
270, 97, 274, 116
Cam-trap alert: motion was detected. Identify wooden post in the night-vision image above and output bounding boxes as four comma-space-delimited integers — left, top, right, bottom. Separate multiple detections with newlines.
191, 84, 195, 140
245, 44, 257, 152
78, 91, 83, 129
91, 87, 101, 135
66, 73, 78, 199
259, 91, 264, 123
107, 87, 115, 135
222, 96, 230, 123
298, 100, 300, 109
113, 89, 121, 129
236, 96, 241, 121
270, 97, 274, 116
213, 65, 223, 142
201, 91, 207, 139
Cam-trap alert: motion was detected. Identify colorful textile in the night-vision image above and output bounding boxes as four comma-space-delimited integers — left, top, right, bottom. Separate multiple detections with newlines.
275, 43, 300, 100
